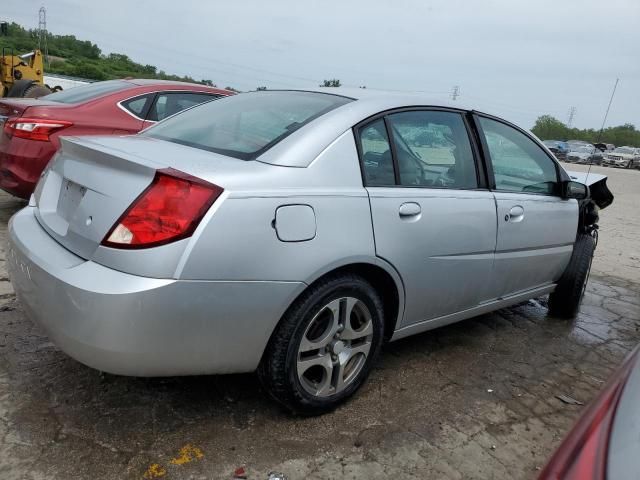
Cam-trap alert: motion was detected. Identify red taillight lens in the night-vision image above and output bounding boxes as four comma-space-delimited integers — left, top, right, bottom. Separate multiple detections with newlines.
102, 168, 223, 249
3, 117, 73, 141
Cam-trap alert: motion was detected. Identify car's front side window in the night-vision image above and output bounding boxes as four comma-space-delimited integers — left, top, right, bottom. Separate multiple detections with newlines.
385, 111, 478, 189
479, 117, 559, 195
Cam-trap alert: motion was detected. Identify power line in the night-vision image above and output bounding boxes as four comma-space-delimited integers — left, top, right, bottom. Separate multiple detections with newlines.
451, 85, 460, 101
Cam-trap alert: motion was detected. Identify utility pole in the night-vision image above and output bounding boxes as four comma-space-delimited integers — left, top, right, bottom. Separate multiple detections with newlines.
451, 85, 460, 101
38, 6, 49, 66
567, 106, 576, 128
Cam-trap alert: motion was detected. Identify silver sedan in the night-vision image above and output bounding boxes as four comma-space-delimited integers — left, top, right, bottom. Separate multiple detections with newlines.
7, 89, 613, 414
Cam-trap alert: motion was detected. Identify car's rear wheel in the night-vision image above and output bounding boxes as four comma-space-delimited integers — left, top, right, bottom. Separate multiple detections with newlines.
548, 233, 596, 318
258, 274, 384, 415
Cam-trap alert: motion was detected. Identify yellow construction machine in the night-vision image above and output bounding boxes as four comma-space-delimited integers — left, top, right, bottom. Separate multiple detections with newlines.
1, 48, 52, 98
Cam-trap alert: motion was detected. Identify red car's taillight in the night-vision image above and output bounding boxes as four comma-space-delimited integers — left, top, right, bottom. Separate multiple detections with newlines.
538, 349, 639, 480
102, 168, 223, 249
3, 117, 73, 141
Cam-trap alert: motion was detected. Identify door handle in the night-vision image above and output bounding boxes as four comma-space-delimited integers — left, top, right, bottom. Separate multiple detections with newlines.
505, 205, 524, 223
399, 202, 421, 219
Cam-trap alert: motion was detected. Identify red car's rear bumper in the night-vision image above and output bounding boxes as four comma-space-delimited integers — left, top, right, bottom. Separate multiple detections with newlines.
0, 133, 56, 199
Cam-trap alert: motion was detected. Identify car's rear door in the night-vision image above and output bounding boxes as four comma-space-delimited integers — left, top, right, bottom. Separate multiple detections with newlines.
474, 114, 577, 299
358, 109, 497, 328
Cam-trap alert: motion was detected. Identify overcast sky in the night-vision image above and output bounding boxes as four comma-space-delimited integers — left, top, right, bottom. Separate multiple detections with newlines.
3, 0, 639, 129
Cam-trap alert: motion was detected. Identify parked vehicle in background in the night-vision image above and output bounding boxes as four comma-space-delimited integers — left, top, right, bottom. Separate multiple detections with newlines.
539, 345, 640, 480
0, 79, 231, 198
542, 140, 569, 161
602, 146, 640, 168
567, 144, 601, 165
7, 89, 613, 414
593, 142, 615, 153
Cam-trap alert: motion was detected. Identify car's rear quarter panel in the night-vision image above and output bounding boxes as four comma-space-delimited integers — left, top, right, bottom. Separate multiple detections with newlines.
179, 131, 378, 283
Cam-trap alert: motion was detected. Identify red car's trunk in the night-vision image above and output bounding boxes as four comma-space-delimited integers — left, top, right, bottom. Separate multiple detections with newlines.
0, 98, 68, 118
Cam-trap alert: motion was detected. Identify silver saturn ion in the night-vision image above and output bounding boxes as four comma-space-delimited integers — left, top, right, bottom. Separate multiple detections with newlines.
8, 89, 613, 414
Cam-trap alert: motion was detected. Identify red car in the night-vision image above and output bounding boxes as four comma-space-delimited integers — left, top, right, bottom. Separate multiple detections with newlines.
0, 79, 231, 199
539, 345, 640, 479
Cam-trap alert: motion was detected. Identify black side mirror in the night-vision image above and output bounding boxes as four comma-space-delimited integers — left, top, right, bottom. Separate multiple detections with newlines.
563, 181, 589, 200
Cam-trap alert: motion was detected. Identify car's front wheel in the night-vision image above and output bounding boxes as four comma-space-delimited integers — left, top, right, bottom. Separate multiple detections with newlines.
548, 233, 596, 318
258, 274, 384, 415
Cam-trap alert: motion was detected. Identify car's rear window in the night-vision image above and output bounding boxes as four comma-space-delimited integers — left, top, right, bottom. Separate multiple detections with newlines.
44, 80, 131, 104
142, 90, 354, 160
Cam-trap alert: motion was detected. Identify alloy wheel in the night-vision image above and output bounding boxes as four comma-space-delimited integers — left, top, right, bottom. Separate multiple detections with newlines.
296, 297, 373, 398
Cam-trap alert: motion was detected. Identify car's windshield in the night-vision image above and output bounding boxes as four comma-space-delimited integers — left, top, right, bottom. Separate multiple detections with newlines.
43, 80, 130, 104
143, 91, 353, 160
613, 147, 634, 154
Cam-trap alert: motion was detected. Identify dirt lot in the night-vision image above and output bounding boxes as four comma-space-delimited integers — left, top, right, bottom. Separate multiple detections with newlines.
0, 164, 638, 480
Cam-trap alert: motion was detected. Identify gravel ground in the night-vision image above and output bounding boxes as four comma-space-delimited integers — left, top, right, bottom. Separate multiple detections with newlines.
0, 164, 638, 480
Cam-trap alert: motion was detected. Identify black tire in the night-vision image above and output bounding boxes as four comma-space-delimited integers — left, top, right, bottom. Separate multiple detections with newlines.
6, 79, 36, 98
626, 160, 632, 169
548, 234, 596, 318
23, 84, 52, 98
258, 274, 384, 415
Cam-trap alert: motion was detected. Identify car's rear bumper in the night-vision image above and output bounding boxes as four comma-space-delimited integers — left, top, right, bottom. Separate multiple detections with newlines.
8, 206, 303, 376
0, 134, 56, 199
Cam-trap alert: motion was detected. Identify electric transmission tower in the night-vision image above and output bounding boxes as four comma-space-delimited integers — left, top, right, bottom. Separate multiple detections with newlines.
567, 106, 576, 128
451, 85, 460, 101
38, 6, 49, 66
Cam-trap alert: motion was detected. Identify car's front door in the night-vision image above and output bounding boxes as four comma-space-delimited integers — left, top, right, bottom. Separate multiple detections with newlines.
475, 115, 578, 299
357, 110, 497, 328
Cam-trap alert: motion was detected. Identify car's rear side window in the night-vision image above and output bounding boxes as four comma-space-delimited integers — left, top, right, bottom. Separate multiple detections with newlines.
359, 119, 394, 186
44, 80, 131, 104
358, 110, 478, 190
386, 111, 478, 189
143, 91, 353, 160
147, 92, 220, 122
121, 94, 154, 118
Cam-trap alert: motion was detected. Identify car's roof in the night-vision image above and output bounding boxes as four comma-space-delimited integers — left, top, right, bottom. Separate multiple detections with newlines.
256, 88, 489, 167
278, 87, 473, 110
124, 78, 218, 88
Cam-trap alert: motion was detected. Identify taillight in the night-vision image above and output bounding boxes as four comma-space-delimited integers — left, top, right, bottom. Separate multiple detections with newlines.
3, 117, 73, 141
538, 349, 639, 480
102, 168, 223, 249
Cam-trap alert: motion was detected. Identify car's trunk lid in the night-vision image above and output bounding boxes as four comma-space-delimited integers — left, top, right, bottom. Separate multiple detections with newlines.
0, 98, 67, 118
34, 136, 170, 260
33, 135, 273, 267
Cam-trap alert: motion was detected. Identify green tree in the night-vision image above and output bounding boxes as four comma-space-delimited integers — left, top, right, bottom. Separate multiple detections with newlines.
0, 21, 219, 86
531, 115, 640, 146
531, 115, 569, 140
320, 79, 341, 87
